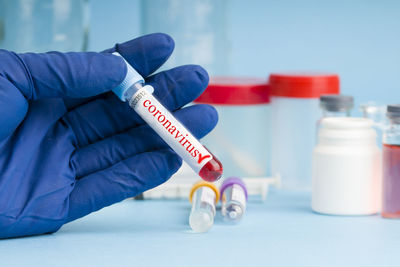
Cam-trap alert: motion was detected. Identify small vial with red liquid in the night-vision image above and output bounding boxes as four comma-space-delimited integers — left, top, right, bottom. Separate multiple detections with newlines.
382, 104, 400, 218
112, 52, 223, 182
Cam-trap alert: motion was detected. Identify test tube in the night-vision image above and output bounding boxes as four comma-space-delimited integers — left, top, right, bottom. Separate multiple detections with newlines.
189, 181, 219, 233
112, 53, 223, 182
220, 177, 248, 222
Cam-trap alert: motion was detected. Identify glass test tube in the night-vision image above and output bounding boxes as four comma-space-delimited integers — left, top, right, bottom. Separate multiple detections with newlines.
112, 52, 223, 182
220, 177, 248, 222
382, 104, 400, 218
189, 181, 219, 233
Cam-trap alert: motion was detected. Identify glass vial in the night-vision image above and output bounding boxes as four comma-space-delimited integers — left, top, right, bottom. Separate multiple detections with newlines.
360, 102, 387, 147
316, 95, 354, 142
220, 177, 248, 223
382, 104, 400, 218
189, 181, 219, 232
319, 94, 353, 120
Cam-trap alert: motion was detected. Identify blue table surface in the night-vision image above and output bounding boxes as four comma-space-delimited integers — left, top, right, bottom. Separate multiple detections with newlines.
0, 190, 399, 267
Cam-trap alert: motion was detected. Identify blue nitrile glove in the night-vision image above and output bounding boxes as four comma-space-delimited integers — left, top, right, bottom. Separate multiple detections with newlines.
0, 33, 217, 239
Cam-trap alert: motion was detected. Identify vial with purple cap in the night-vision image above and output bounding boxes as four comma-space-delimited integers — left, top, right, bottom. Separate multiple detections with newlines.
220, 177, 248, 223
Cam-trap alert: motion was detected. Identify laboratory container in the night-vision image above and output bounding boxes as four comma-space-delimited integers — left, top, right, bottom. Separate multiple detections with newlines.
316, 95, 354, 137
319, 94, 353, 118
382, 104, 400, 218
360, 102, 387, 147
269, 73, 340, 190
141, 0, 229, 76
360, 102, 387, 125
189, 181, 219, 233
195, 77, 270, 178
312, 117, 381, 215
0, 0, 89, 52
220, 177, 248, 223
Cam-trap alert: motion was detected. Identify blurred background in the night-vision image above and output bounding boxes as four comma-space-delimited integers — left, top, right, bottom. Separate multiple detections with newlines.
1, 0, 399, 188
1, 0, 399, 106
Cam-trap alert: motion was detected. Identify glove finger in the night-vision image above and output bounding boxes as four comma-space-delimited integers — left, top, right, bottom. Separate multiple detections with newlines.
63, 65, 208, 148
62, 95, 100, 111
103, 33, 175, 77
67, 148, 181, 222
62, 33, 175, 110
5, 33, 174, 101
14, 51, 126, 100
71, 104, 218, 178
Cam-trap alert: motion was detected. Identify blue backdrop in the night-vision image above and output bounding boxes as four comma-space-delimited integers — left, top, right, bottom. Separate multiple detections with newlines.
89, 0, 400, 107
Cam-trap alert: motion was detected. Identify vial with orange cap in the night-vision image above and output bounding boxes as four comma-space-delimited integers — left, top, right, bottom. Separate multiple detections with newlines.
189, 181, 220, 233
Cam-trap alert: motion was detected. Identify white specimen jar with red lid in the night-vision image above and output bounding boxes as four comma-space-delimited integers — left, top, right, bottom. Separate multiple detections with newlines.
269, 74, 340, 190
195, 77, 271, 178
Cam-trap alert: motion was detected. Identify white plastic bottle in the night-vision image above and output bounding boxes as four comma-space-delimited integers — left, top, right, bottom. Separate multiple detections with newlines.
312, 117, 381, 215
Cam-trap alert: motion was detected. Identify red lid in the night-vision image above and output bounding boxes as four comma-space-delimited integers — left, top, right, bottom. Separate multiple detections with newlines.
194, 77, 270, 105
269, 73, 340, 98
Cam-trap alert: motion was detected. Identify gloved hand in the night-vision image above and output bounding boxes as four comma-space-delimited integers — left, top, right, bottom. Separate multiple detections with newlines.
0, 33, 217, 239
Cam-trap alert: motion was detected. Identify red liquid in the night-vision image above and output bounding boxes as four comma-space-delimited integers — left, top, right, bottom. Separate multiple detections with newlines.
199, 155, 223, 182
382, 144, 400, 218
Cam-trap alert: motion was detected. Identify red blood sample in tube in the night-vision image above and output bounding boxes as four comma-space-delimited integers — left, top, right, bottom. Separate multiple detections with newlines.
199, 153, 223, 182
113, 53, 224, 183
